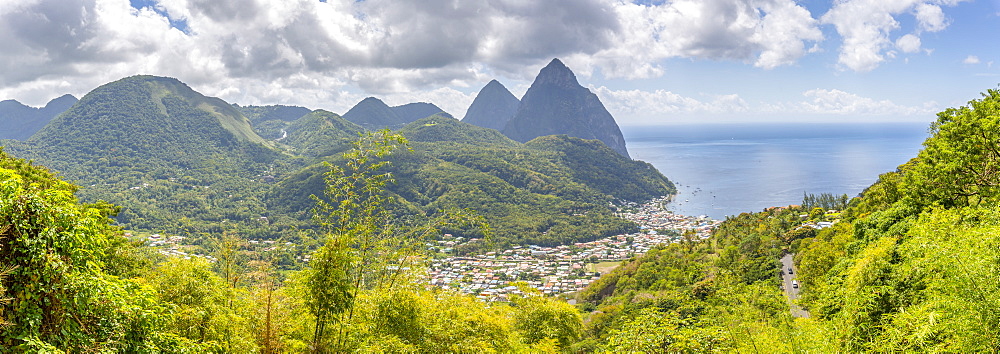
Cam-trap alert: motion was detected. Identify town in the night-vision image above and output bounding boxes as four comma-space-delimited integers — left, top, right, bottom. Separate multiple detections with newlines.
426, 197, 721, 301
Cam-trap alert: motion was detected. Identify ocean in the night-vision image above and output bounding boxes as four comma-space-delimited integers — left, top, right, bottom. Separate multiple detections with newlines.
622, 122, 931, 220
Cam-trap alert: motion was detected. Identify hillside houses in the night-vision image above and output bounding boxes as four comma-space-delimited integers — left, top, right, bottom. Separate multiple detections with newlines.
426, 199, 721, 300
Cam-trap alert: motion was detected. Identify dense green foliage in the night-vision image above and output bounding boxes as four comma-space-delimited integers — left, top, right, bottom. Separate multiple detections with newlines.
273, 116, 674, 247
576, 207, 834, 352
0, 148, 186, 351
801, 192, 849, 211
235, 104, 311, 125
789, 89, 1000, 351
576, 89, 1000, 352
4, 76, 285, 237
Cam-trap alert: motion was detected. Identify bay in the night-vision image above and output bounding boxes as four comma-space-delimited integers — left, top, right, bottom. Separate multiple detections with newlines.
623, 122, 931, 219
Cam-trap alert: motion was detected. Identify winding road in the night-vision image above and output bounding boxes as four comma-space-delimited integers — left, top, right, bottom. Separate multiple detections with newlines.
781, 253, 810, 318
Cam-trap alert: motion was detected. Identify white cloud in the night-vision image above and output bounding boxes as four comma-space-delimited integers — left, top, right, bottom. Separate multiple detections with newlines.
795, 88, 938, 115
0, 0, 826, 107
963, 55, 981, 64
821, 0, 965, 72
0, 0, 626, 106
589, 85, 937, 123
914, 3, 948, 32
751, 0, 825, 69
591, 86, 715, 116
578, 0, 822, 79
895, 34, 922, 53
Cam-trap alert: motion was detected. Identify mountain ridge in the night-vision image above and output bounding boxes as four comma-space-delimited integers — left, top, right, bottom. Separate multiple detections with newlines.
0, 94, 78, 140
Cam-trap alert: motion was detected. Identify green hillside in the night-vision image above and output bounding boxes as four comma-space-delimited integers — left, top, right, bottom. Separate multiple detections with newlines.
280, 109, 364, 157
234, 103, 312, 140
343, 96, 407, 129
3, 75, 282, 233
271, 115, 675, 247
575, 89, 1000, 352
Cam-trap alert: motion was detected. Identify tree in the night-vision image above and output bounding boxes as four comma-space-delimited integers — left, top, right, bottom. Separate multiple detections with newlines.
907, 89, 1000, 207
0, 148, 178, 351
510, 283, 583, 349
149, 257, 256, 352
303, 131, 488, 351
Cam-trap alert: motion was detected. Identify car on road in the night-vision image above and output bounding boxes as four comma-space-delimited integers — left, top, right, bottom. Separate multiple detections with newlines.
788, 267, 793, 274
792, 280, 799, 288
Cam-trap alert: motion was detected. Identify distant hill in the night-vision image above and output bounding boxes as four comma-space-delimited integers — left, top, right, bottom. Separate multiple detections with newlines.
344, 98, 453, 130
234, 104, 311, 124
502, 58, 630, 158
399, 114, 517, 147
391, 102, 452, 123
343, 97, 407, 130
462, 79, 520, 131
0, 94, 77, 140
281, 109, 364, 157
526, 135, 670, 202
234, 104, 312, 140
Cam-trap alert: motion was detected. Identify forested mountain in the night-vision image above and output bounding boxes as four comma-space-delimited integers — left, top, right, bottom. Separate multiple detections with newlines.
0, 74, 672, 248
271, 115, 674, 247
342, 97, 407, 129
2, 75, 281, 233
462, 79, 520, 130
0, 94, 77, 140
502, 59, 630, 158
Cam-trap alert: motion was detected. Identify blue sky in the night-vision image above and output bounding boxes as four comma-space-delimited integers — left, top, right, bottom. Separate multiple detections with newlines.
0, 0, 997, 125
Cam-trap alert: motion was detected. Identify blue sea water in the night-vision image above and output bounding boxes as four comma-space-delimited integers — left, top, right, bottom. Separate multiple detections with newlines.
622, 123, 931, 220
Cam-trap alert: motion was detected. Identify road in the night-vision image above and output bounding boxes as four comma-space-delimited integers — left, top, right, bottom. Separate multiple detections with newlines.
781, 253, 810, 318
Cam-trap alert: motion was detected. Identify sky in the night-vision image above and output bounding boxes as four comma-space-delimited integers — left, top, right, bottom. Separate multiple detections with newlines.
0, 0, 998, 125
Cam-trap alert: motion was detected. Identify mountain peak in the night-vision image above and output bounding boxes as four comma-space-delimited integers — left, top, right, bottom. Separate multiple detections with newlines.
535, 58, 578, 87
392, 102, 452, 122
501, 59, 630, 158
358, 96, 386, 105
343, 97, 405, 129
483, 79, 504, 89
462, 79, 520, 131
43, 94, 78, 112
